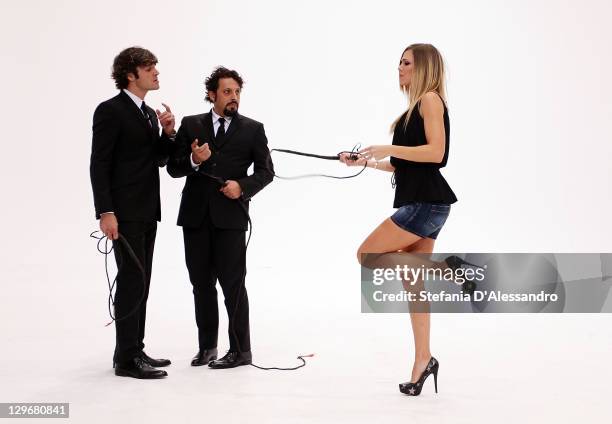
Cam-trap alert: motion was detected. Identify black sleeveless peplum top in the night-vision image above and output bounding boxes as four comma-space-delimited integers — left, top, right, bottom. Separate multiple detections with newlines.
389, 99, 458, 207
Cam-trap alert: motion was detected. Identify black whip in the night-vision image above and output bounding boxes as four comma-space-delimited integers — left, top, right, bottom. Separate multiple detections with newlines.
90, 231, 148, 327
268, 144, 368, 180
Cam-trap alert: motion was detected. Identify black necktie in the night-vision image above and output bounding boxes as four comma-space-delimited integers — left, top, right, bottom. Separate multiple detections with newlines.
216, 117, 226, 143
141, 102, 152, 128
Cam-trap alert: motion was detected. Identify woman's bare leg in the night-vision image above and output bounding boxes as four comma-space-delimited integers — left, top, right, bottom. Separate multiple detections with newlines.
402, 237, 436, 383
356, 219, 437, 383
356, 218, 423, 263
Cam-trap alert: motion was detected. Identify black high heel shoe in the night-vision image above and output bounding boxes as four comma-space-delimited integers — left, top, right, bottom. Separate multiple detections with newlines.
399, 357, 439, 396
444, 255, 483, 295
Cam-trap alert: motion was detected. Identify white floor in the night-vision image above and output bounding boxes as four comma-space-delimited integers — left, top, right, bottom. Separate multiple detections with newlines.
2, 258, 612, 424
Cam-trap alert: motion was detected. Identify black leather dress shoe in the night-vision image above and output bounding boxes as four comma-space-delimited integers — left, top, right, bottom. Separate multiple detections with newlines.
208, 351, 252, 369
114, 357, 168, 379
191, 348, 218, 366
141, 351, 171, 367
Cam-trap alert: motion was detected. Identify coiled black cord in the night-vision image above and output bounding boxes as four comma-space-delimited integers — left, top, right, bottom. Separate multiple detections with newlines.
90, 231, 147, 327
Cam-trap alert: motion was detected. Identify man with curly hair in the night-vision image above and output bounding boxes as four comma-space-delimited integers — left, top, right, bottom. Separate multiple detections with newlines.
90, 46, 176, 379
168, 67, 274, 369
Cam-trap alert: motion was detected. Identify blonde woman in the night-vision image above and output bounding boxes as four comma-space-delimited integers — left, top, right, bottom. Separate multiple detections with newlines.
341, 44, 457, 396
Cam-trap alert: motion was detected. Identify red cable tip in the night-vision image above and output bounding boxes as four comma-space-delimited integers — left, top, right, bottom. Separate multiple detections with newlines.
105, 321, 113, 327
300, 353, 315, 358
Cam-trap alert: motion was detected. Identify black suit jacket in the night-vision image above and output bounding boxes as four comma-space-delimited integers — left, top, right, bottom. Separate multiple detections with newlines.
167, 112, 273, 230
90, 90, 172, 221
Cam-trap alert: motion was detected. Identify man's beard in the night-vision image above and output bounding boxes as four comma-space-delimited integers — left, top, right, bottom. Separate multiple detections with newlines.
224, 102, 238, 117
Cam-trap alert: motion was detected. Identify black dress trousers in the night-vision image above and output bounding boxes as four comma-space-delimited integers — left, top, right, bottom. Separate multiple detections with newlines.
183, 218, 250, 352
112, 220, 157, 364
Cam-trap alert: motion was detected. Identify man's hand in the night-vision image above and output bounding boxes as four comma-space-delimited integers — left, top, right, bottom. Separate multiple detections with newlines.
156, 103, 176, 136
220, 180, 242, 199
100, 213, 119, 240
191, 139, 211, 164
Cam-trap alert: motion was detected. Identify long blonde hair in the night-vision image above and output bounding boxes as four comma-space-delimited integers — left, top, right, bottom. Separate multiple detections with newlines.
392, 43, 447, 132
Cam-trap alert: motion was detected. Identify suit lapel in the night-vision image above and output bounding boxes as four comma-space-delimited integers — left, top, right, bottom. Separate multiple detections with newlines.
224, 114, 242, 142
213, 114, 242, 152
119, 90, 151, 132
201, 111, 242, 151
200, 112, 215, 147
143, 104, 159, 139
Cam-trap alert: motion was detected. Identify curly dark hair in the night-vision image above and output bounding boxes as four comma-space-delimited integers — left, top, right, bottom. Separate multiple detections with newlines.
111, 47, 158, 89
204, 67, 244, 102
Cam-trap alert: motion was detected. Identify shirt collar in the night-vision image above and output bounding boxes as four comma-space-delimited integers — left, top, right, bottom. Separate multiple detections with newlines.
211, 108, 232, 125
123, 88, 144, 109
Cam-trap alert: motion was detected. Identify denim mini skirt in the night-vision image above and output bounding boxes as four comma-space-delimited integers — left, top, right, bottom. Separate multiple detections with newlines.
390, 202, 451, 240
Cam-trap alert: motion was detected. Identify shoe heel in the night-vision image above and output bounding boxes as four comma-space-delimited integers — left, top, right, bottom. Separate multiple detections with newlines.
114, 368, 128, 377
433, 369, 438, 393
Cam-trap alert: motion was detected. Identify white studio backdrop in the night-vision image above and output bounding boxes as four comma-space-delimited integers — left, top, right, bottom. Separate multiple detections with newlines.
1, 0, 611, 262
1, 0, 611, 421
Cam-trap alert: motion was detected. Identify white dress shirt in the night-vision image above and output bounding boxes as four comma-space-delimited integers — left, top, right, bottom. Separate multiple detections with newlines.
191, 109, 232, 169
123, 88, 145, 109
